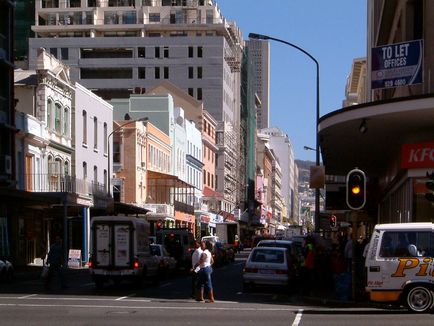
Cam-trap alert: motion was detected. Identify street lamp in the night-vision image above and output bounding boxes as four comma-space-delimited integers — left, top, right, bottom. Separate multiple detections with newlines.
107, 116, 148, 196
249, 32, 321, 233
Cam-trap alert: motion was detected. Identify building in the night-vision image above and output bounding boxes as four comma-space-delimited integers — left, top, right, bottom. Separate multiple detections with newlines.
28, 0, 245, 211
319, 0, 434, 235
111, 94, 195, 233
260, 127, 299, 225
245, 39, 270, 129
13, 49, 113, 265
0, 0, 16, 260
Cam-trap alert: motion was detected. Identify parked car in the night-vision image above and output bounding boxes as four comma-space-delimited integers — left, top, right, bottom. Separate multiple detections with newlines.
256, 239, 302, 277
150, 244, 177, 276
0, 259, 14, 282
243, 247, 295, 291
156, 228, 195, 270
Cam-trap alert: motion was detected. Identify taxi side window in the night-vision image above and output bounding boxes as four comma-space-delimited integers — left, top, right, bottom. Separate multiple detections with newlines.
379, 231, 432, 258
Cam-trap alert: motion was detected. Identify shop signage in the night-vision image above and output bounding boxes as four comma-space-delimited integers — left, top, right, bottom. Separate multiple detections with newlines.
68, 249, 82, 269
200, 215, 210, 223
371, 39, 423, 89
401, 141, 434, 168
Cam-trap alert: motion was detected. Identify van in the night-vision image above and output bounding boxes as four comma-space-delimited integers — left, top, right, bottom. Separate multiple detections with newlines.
89, 215, 159, 289
364, 222, 434, 313
156, 228, 195, 269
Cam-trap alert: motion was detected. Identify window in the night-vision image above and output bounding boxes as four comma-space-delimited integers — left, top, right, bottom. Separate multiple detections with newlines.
113, 141, 120, 163
94, 116, 98, 150
197, 66, 202, 79
82, 110, 87, 144
188, 88, 193, 97
197, 46, 203, 58
104, 122, 108, 154
138, 67, 146, 79
155, 67, 160, 79
61, 48, 69, 60
63, 107, 69, 136
47, 99, 53, 129
197, 88, 202, 100
55, 103, 62, 133
138, 47, 146, 57
379, 231, 434, 258
164, 46, 169, 58
188, 46, 193, 58
94, 166, 98, 184
149, 13, 160, 22
83, 162, 87, 179
50, 47, 58, 58
188, 67, 193, 79
155, 46, 160, 58
164, 66, 169, 79
81, 68, 132, 79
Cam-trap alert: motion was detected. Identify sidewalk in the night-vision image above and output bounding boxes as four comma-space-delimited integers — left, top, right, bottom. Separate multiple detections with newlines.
13, 264, 89, 282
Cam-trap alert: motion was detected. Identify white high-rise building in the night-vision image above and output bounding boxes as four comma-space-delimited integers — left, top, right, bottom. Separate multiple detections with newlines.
260, 127, 299, 224
246, 39, 270, 129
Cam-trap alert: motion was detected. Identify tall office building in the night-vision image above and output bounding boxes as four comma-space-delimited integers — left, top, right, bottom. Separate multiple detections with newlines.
28, 0, 245, 214
246, 39, 270, 129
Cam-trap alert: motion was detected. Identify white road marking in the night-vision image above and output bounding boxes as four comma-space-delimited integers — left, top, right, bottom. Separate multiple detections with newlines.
291, 309, 303, 326
115, 296, 129, 301
18, 294, 37, 299
0, 302, 296, 312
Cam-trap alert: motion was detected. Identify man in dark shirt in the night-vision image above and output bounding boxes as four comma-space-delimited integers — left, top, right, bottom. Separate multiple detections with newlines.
45, 235, 67, 290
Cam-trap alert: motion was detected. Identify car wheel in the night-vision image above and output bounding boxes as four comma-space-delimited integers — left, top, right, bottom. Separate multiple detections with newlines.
405, 285, 433, 313
94, 277, 104, 290
243, 282, 253, 293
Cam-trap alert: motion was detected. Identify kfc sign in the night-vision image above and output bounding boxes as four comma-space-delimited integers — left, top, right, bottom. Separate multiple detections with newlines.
401, 142, 434, 168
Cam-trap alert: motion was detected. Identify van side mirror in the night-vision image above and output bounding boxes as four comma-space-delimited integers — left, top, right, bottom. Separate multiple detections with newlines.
408, 244, 418, 257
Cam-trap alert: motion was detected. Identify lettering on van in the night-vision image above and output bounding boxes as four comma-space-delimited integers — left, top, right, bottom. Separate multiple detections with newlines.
391, 258, 434, 277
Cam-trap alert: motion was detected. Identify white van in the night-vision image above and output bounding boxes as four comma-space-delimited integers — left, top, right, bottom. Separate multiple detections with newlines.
89, 215, 159, 289
365, 222, 434, 313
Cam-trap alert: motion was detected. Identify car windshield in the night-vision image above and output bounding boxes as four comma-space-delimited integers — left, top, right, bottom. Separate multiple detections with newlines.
150, 245, 161, 256
251, 249, 285, 263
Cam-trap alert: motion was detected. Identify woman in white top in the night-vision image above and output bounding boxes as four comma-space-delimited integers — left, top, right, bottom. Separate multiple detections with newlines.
196, 241, 214, 303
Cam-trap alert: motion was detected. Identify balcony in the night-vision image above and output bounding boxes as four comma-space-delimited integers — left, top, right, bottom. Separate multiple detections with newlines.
24, 173, 106, 199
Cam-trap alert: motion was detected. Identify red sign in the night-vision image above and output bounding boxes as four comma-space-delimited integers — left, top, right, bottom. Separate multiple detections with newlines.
401, 142, 434, 168
200, 215, 210, 223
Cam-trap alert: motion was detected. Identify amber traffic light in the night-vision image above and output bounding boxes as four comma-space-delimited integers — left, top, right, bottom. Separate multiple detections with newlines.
346, 168, 366, 210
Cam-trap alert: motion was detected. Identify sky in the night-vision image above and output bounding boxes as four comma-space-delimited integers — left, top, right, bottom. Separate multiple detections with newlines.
215, 0, 367, 161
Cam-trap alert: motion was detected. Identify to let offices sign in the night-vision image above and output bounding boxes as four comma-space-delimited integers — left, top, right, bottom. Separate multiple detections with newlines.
371, 40, 423, 89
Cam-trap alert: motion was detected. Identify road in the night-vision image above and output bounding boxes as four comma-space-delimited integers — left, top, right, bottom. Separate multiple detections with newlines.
0, 251, 432, 325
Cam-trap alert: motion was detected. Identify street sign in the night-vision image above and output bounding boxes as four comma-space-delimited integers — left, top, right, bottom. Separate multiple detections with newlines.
371, 39, 423, 89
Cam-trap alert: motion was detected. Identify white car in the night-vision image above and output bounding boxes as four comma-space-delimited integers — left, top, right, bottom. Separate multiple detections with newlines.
0, 259, 13, 281
243, 247, 292, 291
150, 244, 177, 276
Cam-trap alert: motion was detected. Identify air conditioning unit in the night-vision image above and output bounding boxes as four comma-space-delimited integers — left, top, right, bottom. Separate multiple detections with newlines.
0, 155, 12, 175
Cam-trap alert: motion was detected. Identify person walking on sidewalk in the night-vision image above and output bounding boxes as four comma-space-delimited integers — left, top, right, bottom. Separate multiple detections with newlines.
196, 241, 215, 303
45, 235, 67, 290
191, 240, 203, 299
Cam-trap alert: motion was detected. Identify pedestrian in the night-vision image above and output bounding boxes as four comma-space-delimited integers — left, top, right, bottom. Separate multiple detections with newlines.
300, 236, 315, 296
196, 241, 215, 303
191, 240, 203, 299
344, 235, 353, 272
45, 235, 67, 290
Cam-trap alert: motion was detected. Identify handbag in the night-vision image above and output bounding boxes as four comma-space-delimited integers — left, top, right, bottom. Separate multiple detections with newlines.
41, 265, 49, 279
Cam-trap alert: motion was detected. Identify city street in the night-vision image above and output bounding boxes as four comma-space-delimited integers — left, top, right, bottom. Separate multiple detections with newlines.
1, 251, 432, 325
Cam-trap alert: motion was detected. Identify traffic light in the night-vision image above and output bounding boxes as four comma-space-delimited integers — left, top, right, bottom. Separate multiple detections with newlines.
346, 168, 366, 210
330, 215, 337, 228
425, 172, 434, 202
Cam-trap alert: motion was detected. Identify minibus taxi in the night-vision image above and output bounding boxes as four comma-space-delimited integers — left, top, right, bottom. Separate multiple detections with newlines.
365, 222, 434, 313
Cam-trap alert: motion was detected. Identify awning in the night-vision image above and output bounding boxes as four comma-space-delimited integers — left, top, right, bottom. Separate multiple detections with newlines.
145, 212, 175, 223
113, 202, 150, 215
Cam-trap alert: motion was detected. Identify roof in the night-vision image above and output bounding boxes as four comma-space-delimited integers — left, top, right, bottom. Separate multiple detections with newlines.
14, 69, 37, 86
374, 223, 433, 231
